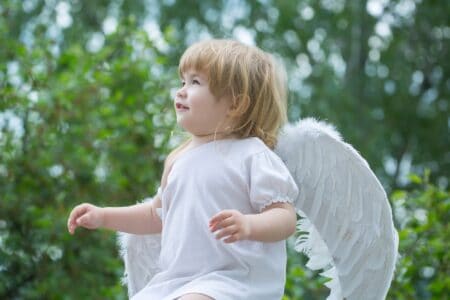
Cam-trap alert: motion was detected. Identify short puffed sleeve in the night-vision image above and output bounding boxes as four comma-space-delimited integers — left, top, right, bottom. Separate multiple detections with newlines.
246, 150, 299, 212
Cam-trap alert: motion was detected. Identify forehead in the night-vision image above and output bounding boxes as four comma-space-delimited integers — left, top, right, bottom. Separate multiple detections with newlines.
178, 42, 215, 77
179, 69, 208, 79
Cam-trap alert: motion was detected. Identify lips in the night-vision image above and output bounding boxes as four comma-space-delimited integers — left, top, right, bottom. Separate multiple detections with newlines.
176, 102, 189, 110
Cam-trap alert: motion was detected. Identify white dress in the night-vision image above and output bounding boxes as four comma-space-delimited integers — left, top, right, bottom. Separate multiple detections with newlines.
131, 137, 299, 300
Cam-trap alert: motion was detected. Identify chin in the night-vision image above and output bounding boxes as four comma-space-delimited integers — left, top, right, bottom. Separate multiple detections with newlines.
176, 119, 194, 133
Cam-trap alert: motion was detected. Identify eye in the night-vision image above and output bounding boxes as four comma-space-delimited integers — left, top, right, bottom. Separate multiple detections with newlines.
192, 79, 200, 85
181, 80, 186, 87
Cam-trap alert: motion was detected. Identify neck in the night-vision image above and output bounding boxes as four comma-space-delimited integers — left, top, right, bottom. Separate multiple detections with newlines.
190, 131, 237, 147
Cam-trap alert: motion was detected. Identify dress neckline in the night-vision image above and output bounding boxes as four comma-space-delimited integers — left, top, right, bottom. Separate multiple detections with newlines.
180, 137, 235, 160
171, 136, 261, 169
160, 138, 237, 198
160, 136, 261, 199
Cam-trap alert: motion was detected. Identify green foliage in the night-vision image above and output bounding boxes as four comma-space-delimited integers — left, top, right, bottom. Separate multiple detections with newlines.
1, 16, 176, 299
388, 172, 450, 299
284, 245, 329, 299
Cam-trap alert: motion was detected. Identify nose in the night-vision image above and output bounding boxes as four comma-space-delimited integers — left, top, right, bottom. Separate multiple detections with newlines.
176, 86, 186, 98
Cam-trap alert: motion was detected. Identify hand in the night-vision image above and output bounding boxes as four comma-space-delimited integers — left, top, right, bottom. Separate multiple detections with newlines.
67, 203, 104, 234
209, 210, 251, 243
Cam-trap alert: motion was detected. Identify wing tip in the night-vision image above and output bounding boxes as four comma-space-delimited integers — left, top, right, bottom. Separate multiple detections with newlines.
293, 117, 343, 142
276, 117, 343, 159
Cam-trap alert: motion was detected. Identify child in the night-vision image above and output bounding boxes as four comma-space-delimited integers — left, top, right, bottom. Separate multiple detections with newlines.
67, 39, 299, 300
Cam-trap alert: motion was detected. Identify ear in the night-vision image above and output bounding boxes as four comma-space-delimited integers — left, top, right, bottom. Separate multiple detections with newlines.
221, 94, 237, 117
227, 95, 250, 118
227, 102, 238, 117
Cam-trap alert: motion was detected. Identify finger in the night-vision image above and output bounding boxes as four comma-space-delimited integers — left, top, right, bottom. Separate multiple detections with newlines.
67, 206, 86, 233
68, 214, 78, 230
224, 234, 239, 243
210, 216, 235, 233
210, 210, 236, 230
68, 205, 88, 225
68, 216, 79, 233
209, 211, 232, 227
215, 225, 238, 240
68, 222, 77, 234
77, 213, 91, 227
67, 217, 73, 233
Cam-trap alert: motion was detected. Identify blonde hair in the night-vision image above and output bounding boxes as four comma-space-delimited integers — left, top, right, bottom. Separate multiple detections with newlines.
161, 40, 288, 188
178, 39, 288, 149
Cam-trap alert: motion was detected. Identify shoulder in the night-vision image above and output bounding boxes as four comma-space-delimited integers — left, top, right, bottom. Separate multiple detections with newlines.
233, 137, 286, 169
234, 137, 270, 157
161, 140, 191, 188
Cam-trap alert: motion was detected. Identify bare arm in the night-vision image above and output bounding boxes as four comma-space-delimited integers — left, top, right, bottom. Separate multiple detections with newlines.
68, 148, 178, 236
247, 202, 297, 242
103, 197, 162, 234
209, 202, 297, 243
67, 196, 162, 235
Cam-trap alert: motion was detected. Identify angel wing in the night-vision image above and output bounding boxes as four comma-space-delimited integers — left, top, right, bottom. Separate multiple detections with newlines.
275, 118, 398, 300
117, 197, 162, 298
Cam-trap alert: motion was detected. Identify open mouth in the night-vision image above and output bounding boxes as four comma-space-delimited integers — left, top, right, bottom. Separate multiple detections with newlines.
176, 103, 189, 110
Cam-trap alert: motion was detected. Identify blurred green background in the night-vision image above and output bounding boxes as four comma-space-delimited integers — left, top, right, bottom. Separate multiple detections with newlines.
0, 0, 448, 299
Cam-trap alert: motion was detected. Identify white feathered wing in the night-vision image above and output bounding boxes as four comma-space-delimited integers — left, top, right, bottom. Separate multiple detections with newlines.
275, 118, 398, 300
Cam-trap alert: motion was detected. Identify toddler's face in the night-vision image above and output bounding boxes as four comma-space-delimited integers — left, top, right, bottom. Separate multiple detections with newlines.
175, 69, 233, 137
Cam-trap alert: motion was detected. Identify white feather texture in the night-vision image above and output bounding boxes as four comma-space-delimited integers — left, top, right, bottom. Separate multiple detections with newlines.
117, 197, 162, 298
275, 118, 398, 300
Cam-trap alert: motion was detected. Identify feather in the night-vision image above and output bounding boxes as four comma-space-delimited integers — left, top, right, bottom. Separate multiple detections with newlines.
275, 117, 398, 300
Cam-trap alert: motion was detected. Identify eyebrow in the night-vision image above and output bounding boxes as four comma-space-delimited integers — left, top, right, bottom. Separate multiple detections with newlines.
180, 71, 205, 79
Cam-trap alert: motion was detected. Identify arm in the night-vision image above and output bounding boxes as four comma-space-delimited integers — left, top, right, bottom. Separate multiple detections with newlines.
68, 146, 181, 236
209, 202, 297, 243
67, 196, 162, 235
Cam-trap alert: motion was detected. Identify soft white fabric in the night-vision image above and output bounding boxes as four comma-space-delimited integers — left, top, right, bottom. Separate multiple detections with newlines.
131, 137, 298, 300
